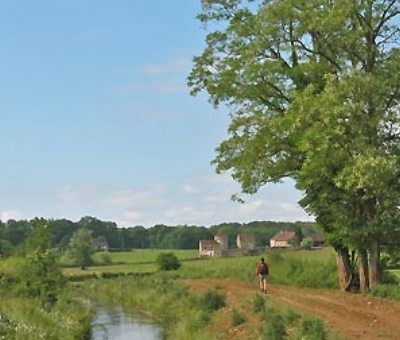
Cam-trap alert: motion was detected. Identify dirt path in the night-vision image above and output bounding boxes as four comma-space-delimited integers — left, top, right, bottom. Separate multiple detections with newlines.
182, 279, 400, 339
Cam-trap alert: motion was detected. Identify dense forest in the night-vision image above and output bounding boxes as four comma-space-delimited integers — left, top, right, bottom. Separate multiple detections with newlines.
0, 216, 319, 255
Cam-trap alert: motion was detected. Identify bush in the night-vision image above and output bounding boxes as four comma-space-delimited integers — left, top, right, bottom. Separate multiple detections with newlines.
370, 284, 400, 301
156, 253, 181, 271
199, 289, 226, 312
251, 293, 265, 313
98, 252, 113, 265
262, 308, 287, 340
300, 318, 328, 340
231, 308, 246, 326
301, 238, 313, 250
284, 308, 301, 325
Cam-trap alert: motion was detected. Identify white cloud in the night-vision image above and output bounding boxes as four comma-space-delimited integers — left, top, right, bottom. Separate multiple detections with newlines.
0, 209, 22, 222
141, 56, 191, 76
117, 209, 143, 226
182, 184, 203, 195
55, 185, 97, 204
102, 185, 166, 206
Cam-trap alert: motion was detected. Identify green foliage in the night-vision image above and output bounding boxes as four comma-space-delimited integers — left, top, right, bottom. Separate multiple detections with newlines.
300, 318, 328, 340
1, 216, 319, 252
370, 284, 400, 301
97, 251, 113, 265
0, 292, 91, 339
283, 308, 301, 325
0, 240, 13, 258
251, 293, 265, 313
64, 228, 95, 266
301, 238, 314, 250
231, 308, 246, 326
262, 307, 287, 340
20, 249, 65, 308
156, 252, 181, 271
199, 289, 226, 312
190, 0, 400, 288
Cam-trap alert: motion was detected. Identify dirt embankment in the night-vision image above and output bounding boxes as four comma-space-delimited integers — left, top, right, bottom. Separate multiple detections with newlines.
183, 279, 400, 339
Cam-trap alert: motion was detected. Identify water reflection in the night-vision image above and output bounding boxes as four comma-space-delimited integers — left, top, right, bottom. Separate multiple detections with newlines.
91, 305, 162, 340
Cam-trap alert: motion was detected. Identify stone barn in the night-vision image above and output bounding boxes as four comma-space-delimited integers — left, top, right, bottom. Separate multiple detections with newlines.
214, 232, 229, 251
236, 233, 256, 250
270, 231, 298, 248
199, 240, 222, 257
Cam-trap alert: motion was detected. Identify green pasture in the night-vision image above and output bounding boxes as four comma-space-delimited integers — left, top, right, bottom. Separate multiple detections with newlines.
178, 247, 338, 289
63, 247, 338, 289
93, 249, 197, 265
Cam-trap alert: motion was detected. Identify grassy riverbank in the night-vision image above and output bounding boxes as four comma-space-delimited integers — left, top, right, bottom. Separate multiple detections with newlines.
0, 292, 91, 339
82, 274, 332, 340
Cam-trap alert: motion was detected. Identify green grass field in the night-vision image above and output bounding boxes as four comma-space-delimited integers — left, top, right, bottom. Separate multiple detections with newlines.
93, 249, 198, 264
63, 247, 339, 289
62, 249, 197, 277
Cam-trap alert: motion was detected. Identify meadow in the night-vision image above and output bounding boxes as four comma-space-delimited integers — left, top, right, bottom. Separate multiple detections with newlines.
62, 247, 339, 289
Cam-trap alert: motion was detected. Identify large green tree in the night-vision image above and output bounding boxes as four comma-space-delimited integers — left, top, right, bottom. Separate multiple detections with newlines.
189, 0, 400, 291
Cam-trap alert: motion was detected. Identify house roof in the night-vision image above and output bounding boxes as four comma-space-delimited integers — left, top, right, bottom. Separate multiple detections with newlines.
310, 234, 325, 242
271, 231, 296, 242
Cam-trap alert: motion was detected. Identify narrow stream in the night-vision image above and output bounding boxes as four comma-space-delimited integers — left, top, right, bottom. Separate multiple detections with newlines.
91, 305, 162, 340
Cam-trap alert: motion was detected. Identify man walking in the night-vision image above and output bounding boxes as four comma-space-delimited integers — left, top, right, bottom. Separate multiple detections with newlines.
256, 257, 269, 294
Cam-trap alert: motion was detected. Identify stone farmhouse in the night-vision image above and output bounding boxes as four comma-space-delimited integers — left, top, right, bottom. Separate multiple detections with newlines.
198, 239, 222, 257
199, 232, 257, 257
237, 233, 256, 250
269, 230, 298, 248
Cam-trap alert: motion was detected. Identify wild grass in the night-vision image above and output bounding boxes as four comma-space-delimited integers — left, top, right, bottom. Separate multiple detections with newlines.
370, 284, 400, 301
92, 249, 197, 265
62, 262, 157, 277
177, 248, 338, 289
82, 275, 217, 339
253, 294, 330, 340
62, 248, 339, 289
0, 289, 91, 339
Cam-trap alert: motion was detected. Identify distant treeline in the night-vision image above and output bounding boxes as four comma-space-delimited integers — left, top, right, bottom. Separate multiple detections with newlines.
0, 216, 319, 254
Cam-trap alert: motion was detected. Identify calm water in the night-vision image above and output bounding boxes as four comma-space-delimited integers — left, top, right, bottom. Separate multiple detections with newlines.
91, 305, 162, 340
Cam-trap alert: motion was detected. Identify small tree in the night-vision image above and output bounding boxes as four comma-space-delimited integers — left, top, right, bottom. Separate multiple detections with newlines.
18, 219, 64, 308
156, 252, 181, 271
65, 229, 95, 267
0, 240, 13, 257
301, 238, 314, 250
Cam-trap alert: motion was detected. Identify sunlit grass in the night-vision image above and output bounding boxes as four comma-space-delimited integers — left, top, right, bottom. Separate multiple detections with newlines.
92, 249, 197, 264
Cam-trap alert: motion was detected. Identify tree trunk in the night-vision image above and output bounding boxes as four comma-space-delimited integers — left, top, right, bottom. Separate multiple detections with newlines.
369, 238, 381, 288
359, 249, 369, 293
336, 248, 352, 291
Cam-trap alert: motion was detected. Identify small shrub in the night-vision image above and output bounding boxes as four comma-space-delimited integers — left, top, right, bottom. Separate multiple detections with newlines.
231, 308, 246, 326
284, 308, 300, 325
100, 272, 124, 279
251, 293, 265, 314
98, 252, 113, 265
370, 284, 400, 301
262, 308, 287, 340
300, 318, 327, 340
200, 289, 226, 312
301, 238, 313, 250
156, 253, 181, 271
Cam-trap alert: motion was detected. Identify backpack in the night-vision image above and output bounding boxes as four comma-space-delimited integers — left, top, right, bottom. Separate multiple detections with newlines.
259, 262, 267, 275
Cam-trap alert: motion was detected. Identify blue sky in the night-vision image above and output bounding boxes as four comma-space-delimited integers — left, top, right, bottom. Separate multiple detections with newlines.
0, 0, 312, 226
